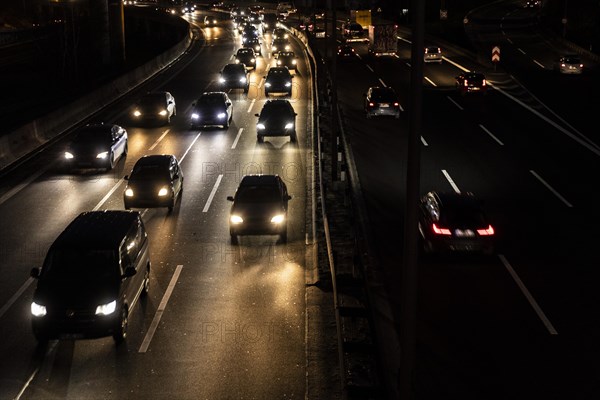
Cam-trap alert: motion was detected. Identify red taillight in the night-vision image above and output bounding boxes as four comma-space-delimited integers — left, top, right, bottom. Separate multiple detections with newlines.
580, 64, 583, 68
476, 225, 495, 236
369, 102, 375, 107
432, 224, 452, 235
561, 63, 566, 67
482, 79, 486, 86
393, 102, 399, 106
464, 80, 468, 87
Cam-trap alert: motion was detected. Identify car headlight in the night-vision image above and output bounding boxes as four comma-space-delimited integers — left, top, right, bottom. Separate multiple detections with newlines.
95, 300, 116, 316
213, 19, 217, 24
235, 59, 240, 63
257, 123, 266, 130
264, 23, 269, 28
292, 60, 296, 64
158, 187, 169, 196
284, 34, 288, 39
271, 214, 285, 224
251, 58, 255, 63
272, 46, 277, 51
133, 110, 141, 117
125, 188, 134, 197
230, 215, 243, 224
191, 113, 199, 119
31, 302, 47, 317
217, 112, 226, 119
285, 45, 290, 50
285, 82, 291, 87
285, 122, 293, 129
265, 82, 271, 87
277, 60, 282, 65
255, 45, 260, 51
96, 151, 109, 159
64, 151, 74, 159
219, 77, 226, 83
242, 37, 247, 42
159, 110, 168, 116
240, 77, 247, 83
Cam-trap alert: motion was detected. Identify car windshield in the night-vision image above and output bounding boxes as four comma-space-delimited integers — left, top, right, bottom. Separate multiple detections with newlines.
426, 47, 440, 53
198, 95, 224, 105
280, 52, 294, 57
440, 205, 487, 227
347, 23, 362, 30
131, 164, 169, 180
43, 248, 119, 281
236, 186, 280, 203
139, 94, 164, 106
73, 128, 111, 144
563, 57, 581, 64
238, 49, 253, 55
223, 65, 242, 74
263, 102, 291, 113
371, 89, 397, 102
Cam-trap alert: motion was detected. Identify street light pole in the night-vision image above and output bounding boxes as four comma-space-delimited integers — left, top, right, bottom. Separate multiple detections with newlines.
329, 0, 338, 182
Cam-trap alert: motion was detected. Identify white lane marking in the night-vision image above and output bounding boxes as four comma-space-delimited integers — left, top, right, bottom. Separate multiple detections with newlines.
498, 255, 559, 335
93, 179, 125, 211
406, 62, 411, 67
501, 30, 505, 35
529, 170, 573, 208
446, 96, 464, 111
420, 136, 429, 146
518, 48, 526, 55
247, 98, 256, 113
398, 36, 412, 44
0, 165, 51, 207
258, 79, 263, 89
14, 366, 40, 400
507, 37, 513, 44
442, 56, 469, 72
139, 264, 183, 353
398, 103, 405, 112
479, 124, 504, 146
442, 169, 461, 194
533, 59, 545, 69
366, 65, 374, 72
0, 277, 34, 320
392, 54, 399, 59
356, 54, 362, 60
148, 129, 170, 151
231, 128, 244, 149
425, 76, 437, 87
378, 78, 387, 87
203, 174, 223, 212
180, 132, 202, 163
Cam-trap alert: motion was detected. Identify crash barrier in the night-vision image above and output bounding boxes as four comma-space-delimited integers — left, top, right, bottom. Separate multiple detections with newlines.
0, 11, 192, 173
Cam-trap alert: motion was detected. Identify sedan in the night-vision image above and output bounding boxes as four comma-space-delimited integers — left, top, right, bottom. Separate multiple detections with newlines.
219, 63, 250, 93
203, 15, 218, 26
124, 155, 184, 212
264, 66, 293, 96
64, 123, 128, 171
364, 87, 401, 119
424, 46, 442, 63
227, 174, 291, 244
271, 38, 291, 57
131, 91, 176, 125
190, 92, 233, 129
276, 51, 297, 70
255, 99, 297, 143
556, 55, 583, 74
455, 71, 487, 95
418, 191, 495, 255
245, 37, 262, 55
337, 44, 356, 59
235, 47, 257, 69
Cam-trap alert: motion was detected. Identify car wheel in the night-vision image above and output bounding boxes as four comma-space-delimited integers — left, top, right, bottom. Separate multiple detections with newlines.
230, 234, 238, 245
142, 267, 150, 296
113, 307, 128, 345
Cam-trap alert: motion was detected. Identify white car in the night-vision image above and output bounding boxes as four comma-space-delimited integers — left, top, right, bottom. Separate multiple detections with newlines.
424, 46, 442, 63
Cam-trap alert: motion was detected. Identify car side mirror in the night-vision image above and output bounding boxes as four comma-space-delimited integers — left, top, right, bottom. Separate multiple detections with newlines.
287, 195, 292, 200
124, 175, 129, 180
254, 113, 260, 117
294, 113, 297, 116
30, 268, 40, 278
123, 266, 137, 278
173, 173, 180, 180
227, 196, 234, 201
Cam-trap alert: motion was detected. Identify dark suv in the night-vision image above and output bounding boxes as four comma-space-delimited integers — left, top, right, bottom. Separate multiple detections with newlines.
264, 66, 293, 96
255, 99, 297, 143
30, 211, 150, 345
235, 47, 257, 69
276, 51, 297, 70
220, 63, 250, 93
227, 175, 291, 244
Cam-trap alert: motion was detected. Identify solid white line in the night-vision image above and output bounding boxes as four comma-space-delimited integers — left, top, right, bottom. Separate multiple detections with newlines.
498, 255, 559, 335
501, 30, 505, 35
442, 56, 469, 72
392, 54, 399, 59
518, 48, 526, 55
398, 36, 412, 44
203, 174, 223, 212
442, 169, 461, 194
356, 54, 362, 60
533, 59, 545, 69
507, 37, 513, 44
529, 170, 573, 208
378, 78, 387, 87
446, 96, 464, 111
180, 132, 202, 163
424, 76, 437, 87
398, 103, 405, 112
420, 136, 429, 146
231, 128, 244, 149
14, 367, 40, 400
247, 98, 256, 113
0, 165, 50, 207
406, 62, 411, 67
479, 124, 504, 145
258, 79, 263, 89
0, 277, 34, 320
148, 129, 170, 151
139, 264, 183, 353
93, 179, 125, 211
366, 65, 374, 72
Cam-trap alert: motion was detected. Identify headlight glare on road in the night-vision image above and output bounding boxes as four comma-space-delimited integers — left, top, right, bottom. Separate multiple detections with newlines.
285, 122, 293, 129
158, 187, 169, 196
95, 300, 116, 316
96, 151, 109, 159
64, 152, 74, 159
125, 188, 134, 197
31, 302, 47, 317
159, 110, 168, 116
271, 214, 285, 224
257, 123, 266, 130
255, 45, 260, 51
230, 215, 243, 224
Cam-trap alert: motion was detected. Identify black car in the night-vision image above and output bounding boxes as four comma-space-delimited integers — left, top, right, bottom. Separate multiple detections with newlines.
271, 28, 288, 40
235, 47, 257, 69
241, 27, 259, 44
219, 63, 250, 93
124, 155, 184, 212
364, 87, 401, 119
276, 51, 297, 70
30, 210, 150, 345
227, 175, 291, 244
264, 66, 293, 96
233, 16, 246, 31
190, 92, 233, 129
418, 191, 495, 255
255, 99, 297, 143
131, 91, 177, 125
64, 123, 128, 171
271, 38, 291, 57
455, 72, 487, 95
262, 12, 278, 31
245, 37, 262, 55
337, 44, 356, 59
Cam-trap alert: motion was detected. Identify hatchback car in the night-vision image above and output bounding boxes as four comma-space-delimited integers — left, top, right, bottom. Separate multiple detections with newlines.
255, 99, 297, 143
30, 210, 150, 345
276, 51, 297, 70
219, 63, 250, 93
556, 55, 583, 74
124, 155, 184, 212
337, 44, 356, 59
418, 191, 495, 255
245, 37, 262, 55
272, 28, 289, 40
190, 92, 233, 129
227, 175, 291, 244
271, 38, 291, 57
455, 72, 487, 95
364, 87, 401, 119
424, 46, 442, 63
235, 47, 257, 69
132, 91, 176, 125
264, 66, 293, 96
64, 123, 128, 171
242, 27, 259, 44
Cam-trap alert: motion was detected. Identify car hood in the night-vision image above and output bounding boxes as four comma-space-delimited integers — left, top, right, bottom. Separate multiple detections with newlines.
127, 178, 171, 190
194, 105, 226, 115
231, 201, 285, 217
258, 113, 293, 125
34, 278, 118, 309
70, 142, 109, 153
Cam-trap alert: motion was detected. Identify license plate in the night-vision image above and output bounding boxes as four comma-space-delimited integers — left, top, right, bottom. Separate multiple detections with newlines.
60, 333, 84, 340
455, 229, 475, 237
379, 103, 389, 108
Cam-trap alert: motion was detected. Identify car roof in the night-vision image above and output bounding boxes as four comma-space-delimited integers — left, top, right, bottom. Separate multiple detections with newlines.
240, 174, 280, 186
52, 211, 140, 248
223, 63, 245, 71
430, 192, 482, 209
268, 67, 290, 74
134, 154, 173, 167
78, 123, 117, 134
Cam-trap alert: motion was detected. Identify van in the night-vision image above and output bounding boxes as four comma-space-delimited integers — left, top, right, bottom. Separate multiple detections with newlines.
30, 210, 150, 345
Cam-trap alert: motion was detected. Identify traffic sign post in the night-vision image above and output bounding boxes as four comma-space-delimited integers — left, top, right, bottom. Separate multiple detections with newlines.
492, 46, 501, 71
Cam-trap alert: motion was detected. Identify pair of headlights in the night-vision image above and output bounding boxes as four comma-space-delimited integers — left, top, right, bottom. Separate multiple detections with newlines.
31, 300, 116, 317
264, 82, 291, 87
191, 113, 226, 119
230, 214, 285, 224
133, 110, 168, 117
125, 187, 170, 197
64, 151, 108, 159
257, 122, 294, 130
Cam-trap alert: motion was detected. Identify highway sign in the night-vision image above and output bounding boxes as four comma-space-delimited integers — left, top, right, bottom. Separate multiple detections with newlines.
492, 46, 501, 63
